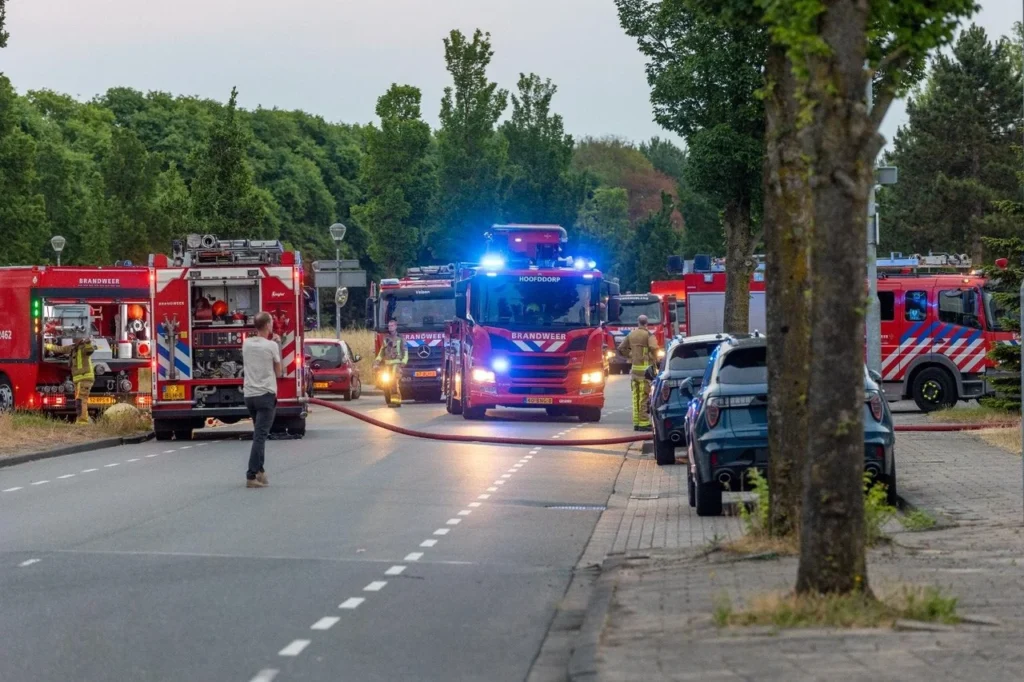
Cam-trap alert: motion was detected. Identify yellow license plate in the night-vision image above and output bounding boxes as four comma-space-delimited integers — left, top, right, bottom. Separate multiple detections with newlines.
525, 397, 553, 405
88, 396, 116, 406
414, 371, 437, 378
162, 385, 185, 400
314, 382, 329, 389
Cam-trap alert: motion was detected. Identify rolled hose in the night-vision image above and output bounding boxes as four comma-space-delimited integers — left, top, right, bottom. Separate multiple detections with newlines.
308, 398, 652, 446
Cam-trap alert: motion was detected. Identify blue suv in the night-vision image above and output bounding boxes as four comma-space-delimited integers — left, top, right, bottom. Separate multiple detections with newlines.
684, 335, 897, 516
649, 334, 730, 465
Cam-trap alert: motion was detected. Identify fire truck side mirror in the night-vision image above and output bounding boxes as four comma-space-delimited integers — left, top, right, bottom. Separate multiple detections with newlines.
364, 298, 375, 329
455, 293, 467, 320
669, 310, 677, 323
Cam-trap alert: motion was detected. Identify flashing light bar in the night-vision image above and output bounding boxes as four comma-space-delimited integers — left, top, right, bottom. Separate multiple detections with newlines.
480, 254, 505, 270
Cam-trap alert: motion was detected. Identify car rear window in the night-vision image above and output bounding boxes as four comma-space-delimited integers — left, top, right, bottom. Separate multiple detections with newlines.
669, 342, 716, 371
717, 346, 766, 384
306, 343, 345, 368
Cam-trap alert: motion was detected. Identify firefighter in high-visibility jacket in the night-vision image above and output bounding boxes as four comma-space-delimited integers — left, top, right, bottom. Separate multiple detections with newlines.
375, 319, 408, 408
617, 315, 660, 431
45, 339, 96, 424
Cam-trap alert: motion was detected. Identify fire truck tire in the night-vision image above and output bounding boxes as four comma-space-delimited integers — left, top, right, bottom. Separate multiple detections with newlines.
154, 425, 174, 441
286, 417, 306, 438
0, 375, 14, 412
911, 367, 956, 412
654, 437, 676, 465
464, 405, 487, 420
446, 367, 463, 415
174, 428, 193, 441
577, 407, 602, 423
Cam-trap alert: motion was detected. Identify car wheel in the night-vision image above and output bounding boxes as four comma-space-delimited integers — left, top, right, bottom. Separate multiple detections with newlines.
343, 386, 353, 401
911, 367, 956, 412
687, 469, 696, 508
886, 460, 898, 507
654, 437, 676, 466
694, 470, 723, 517
353, 379, 362, 400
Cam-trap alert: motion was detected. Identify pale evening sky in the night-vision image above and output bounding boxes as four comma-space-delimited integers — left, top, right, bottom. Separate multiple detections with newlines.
1, 0, 1019, 150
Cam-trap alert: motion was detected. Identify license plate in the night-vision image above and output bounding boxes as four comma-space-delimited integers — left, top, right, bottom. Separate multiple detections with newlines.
414, 371, 437, 378
162, 385, 185, 401
314, 382, 329, 389
88, 396, 116, 406
525, 397, 553, 405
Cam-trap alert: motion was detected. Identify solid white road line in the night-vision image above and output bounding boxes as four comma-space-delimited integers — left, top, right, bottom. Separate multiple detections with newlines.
249, 668, 279, 682
478, 494, 490, 499
468, 502, 481, 508
420, 539, 438, 548
2, 487, 22, 492
310, 617, 340, 631
104, 463, 119, 468
385, 565, 406, 576
82, 468, 98, 473
31, 480, 49, 486
458, 509, 472, 516
57, 474, 75, 479
364, 581, 387, 592
18, 559, 39, 567
447, 518, 461, 525
278, 640, 310, 657
404, 552, 424, 561
339, 598, 365, 609
434, 528, 450, 535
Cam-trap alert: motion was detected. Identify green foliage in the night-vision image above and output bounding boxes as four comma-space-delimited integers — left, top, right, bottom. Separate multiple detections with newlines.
0, 75, 47, 265
619, 192, 681, 291
433, 29, 508, 262
980, 235, 1022, 412
864, 475, 896, 547
901, 510, 937, 531
739, 468, 771, 535
574, 187, 630, 277
639, 136, 687, 182
0, 0, 8, 49
879, 26, 1021, 258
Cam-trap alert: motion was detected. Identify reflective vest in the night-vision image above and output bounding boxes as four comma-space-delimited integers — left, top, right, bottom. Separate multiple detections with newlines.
377, 334, 409, 365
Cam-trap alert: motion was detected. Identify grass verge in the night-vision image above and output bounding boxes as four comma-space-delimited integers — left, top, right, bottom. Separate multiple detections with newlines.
714, 585, 959, 629
900, 509, 937, 531
0, 409, 151, 458
929, 405, 1019, 425
975, 427, 1021, 455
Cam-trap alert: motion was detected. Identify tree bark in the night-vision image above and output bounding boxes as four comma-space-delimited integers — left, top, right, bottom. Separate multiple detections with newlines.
796, 0, 872, 596
722, 198, 756, 334
764, 45, 812, 539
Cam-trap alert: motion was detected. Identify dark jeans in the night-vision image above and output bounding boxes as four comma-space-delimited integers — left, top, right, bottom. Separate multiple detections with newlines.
244, 393, 277, 479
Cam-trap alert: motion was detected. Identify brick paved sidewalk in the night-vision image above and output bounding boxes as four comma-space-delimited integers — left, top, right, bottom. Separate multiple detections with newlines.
578, 431, 1024, 682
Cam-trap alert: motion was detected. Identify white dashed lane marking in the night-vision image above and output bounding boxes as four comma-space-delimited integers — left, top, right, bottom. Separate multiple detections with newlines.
57, 474, 75, 479
364, 581, 387, 592
404, 552, 423, 561
82, 468, 98, 473
446, 518, 461, 525
18, 559, 39, 567
249, 669, 279, 682
163, 450, 175, 454
458, 509, 472, 516
127, 458, 140, 462
2, 487, 22, 493
310, 617, 340, 631
104, 463, 119, 468
487, 486, 498, 492
278, 640, 310, 657
31, 480, 49, 486
420, 539, 438, 548
468, 502, 481, 508
339, 598, 365, 609
145, 454, 159, 458
478, 494, 490, 499
433, 528, 450, 536
385, 565, 406, 576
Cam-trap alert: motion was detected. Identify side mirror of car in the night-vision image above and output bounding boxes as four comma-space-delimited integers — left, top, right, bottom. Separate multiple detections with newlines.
868, 369, 882, 384
353, 354, 361, 363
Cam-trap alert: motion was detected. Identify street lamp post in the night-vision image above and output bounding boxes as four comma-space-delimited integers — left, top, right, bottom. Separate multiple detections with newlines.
50, 236, 66, 266
329, 223, 347, 341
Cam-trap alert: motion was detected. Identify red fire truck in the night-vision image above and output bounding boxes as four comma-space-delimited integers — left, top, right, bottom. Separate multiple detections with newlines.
0, 266, 154, 417
149, 234, 309, 441
365, 265, 456, 402
444, 225, 607, 422
605, 293, 678, 374
673, 269, 767, 337
650, 281, 686, 335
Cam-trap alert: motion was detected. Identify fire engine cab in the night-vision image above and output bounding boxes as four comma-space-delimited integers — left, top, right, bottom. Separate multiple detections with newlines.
605, 293, 678, 374
149, 235, 309, 441
0, 266, 154, 416
365, 265, 456, 402
444, 224, 607, 422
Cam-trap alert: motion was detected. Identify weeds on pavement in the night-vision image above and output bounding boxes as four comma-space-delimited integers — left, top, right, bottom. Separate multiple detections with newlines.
715, 585, 959, 629
900, 510, 937, 531
863, 476, 896, 546
976, 427, 1021, 455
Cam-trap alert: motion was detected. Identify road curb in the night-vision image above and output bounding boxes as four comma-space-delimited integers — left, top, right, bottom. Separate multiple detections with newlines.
568, 554, 623, 681
0, 431, 155, 470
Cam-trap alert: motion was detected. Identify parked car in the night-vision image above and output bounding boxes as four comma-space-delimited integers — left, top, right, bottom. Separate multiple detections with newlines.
303, 339, 362, 401
684, 335, 896, 516
649, 334, 730, 465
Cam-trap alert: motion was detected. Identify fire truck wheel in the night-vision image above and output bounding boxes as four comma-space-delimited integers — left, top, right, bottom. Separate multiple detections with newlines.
0, 375, 14, 412
154, 425, 174, 441
174, 428, 193, 441
577, 407, 602, 423
446, 384, 462, 415
286, 417, 306, 438
911, 367, 956, 412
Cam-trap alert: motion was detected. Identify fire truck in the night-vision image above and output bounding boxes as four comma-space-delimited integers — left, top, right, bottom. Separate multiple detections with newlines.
365, 265, 456, 402
0, 265, 154, 417
605, 293, 678, 374
676, 269, 766, 337
444, 225, 607, 422
149, 234, 309, 441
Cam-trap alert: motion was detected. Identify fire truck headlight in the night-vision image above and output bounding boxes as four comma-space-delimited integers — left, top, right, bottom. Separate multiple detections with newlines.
581, 371, 604, 386
605, 350, 614, 359
657, 348, 666, 359
492, 357, 510, 373
471, 368, 496, 384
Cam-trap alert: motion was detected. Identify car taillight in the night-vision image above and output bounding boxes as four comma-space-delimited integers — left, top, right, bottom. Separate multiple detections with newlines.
706, 399, 721, 428
661, 383, 672, 402
867, 392, 883, 422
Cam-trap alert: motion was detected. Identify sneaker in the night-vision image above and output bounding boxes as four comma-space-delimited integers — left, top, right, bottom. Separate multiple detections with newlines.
256, 471, 268, 485
246, 478, 267, 488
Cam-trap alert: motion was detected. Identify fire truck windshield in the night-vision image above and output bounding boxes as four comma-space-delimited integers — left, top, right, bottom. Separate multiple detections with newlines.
472, 275, 599, 328
378, 291, 454, 331
615, 299, 662, 325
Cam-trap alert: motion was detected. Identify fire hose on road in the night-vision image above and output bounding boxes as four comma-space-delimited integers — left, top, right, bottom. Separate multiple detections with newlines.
309, 398, 1016, 445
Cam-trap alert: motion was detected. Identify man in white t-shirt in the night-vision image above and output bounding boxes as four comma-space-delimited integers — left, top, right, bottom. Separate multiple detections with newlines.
242, 311, 281, 488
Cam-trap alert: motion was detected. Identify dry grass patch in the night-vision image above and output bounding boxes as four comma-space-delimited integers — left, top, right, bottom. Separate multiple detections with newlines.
0, 408, 151, 458
723, 532, 799, 557
714, 585, 959, 629
930, 406, 1018, 425
976, 427, 1022, 454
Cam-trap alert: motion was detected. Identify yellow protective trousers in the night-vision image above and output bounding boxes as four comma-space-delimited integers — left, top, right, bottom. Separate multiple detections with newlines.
630, 366, 651, 427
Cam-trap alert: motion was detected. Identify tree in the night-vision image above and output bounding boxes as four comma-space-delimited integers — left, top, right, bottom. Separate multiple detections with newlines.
500, 73, 578, 227
640, 136, 687, 184
880, 26, 1020, 261
352, 84, 433, 275
0, 75, 47, 265
762, 0, 977, 595
619, 193, 680, 292
103, 127, 162, 264
0, 0, 8, 49
979, 196, 1023, 412
189, 87, 270, 239
574, 187, 630, 277
433, 29, 508, 261
617, 0, 765, 333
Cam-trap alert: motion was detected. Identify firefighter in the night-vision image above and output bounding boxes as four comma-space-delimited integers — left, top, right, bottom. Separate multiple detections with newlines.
45, 337, 96, 424
617, 314, 659, 431
375, 319, 408, 408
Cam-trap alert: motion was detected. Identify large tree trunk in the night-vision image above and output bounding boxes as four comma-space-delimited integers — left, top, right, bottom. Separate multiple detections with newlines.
764, 45, 812, 539
722, 198, 756, 334
796, 0, 872, 596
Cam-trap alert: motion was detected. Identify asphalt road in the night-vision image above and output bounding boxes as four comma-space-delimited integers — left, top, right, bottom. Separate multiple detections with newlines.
0, 376, 637, 682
